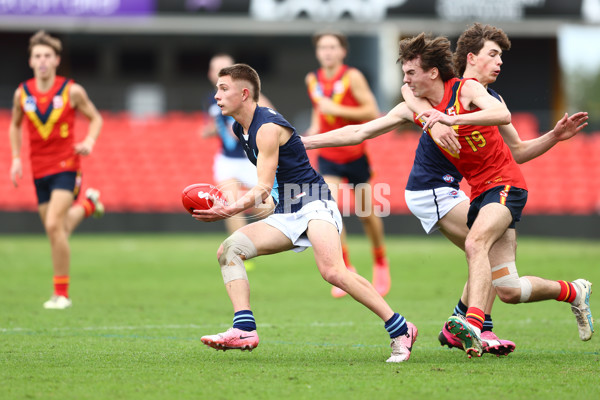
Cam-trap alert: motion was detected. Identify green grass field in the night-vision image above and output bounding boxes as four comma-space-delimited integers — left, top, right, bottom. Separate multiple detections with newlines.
1, 233, 599, 400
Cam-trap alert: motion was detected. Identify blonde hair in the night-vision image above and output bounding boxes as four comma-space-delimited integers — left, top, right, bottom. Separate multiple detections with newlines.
29, 30, 62, 56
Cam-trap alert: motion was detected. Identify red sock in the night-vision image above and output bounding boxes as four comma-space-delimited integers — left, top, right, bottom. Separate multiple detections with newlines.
54, 275, 70, 298
342, 245, 352, 267
77, 197, 96, 218
556, 280, 577, 303
373, 246, 387, 266
466, 307, 485, 331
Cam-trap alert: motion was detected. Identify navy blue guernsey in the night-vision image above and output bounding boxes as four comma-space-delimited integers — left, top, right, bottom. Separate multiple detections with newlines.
405, 87, 502, 191
232, 106, 332, 213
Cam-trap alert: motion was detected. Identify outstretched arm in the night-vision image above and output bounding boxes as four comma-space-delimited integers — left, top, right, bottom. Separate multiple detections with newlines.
302, 102, 413, 150
402, 84, 461, 154
417, 80, 511, 131
501, 111, 589, 163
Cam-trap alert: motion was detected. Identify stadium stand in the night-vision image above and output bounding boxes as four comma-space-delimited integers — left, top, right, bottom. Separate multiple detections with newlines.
1, 111, 598, 215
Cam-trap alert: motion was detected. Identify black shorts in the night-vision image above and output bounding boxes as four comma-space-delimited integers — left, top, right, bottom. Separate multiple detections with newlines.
318, 155, 372, 186
467, 185, 528, 229
34, 171, 82, 205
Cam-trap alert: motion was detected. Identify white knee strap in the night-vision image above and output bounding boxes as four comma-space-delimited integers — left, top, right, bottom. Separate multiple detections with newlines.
218, 231, 257, 284
491, 262, 532, 303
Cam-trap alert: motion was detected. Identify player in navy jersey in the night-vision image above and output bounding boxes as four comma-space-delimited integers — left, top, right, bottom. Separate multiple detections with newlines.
192, 63, 417, 362
203, 54, 274, 245
303, 32, 591, 357
402, 24, 591, 354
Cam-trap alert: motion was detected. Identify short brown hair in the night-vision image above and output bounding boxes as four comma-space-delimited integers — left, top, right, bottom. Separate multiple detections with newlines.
312, 30, 349, 51
29, 30, 62, 56
218, 63, 261, 102
397, 33, 455, 82
454, 23, 511, 77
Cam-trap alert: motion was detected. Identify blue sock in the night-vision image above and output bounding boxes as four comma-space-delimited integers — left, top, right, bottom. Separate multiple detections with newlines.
453, 299, 468, 317
233, 310, 256, 332
482, 314, 493, 332
384, 313, 407, 338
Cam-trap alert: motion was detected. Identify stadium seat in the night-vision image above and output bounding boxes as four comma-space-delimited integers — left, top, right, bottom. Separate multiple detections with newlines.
0, 112, 598, 215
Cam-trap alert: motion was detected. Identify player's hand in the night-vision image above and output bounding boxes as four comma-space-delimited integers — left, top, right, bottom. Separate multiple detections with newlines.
552, 112, 588, 142
192, 200, 230, 222
74, 137, 95, 156
300, 135, 315, 150
417, 109, 456, 131
10, 158, 22, 187
317, 98, 338, 116
430, 123, 461, 154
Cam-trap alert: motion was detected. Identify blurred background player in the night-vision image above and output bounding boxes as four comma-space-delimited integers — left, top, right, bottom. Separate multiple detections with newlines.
305, 31, 390, 298
8, 30, 104, 309
203, 53, 274, 270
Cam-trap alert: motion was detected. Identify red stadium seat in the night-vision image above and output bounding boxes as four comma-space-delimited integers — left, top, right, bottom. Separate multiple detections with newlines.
0, 112, 598, 215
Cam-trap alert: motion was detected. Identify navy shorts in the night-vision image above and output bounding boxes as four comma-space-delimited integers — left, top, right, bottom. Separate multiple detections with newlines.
318, 155, 372, 186
34, 171, 82, 205
467, 185, 528, 229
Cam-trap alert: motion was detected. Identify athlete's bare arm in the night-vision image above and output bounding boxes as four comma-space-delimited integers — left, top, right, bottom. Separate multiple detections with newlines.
496, 95, 588, 163
401, 84, 461, 154
418, 80, 511, 131
302, 102, 412, 150
9, 88, 25, 187
193, 122, 282, 222
70, 83, 102, 156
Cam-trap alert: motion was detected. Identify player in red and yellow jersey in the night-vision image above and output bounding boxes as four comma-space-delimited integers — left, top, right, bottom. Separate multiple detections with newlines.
8, 31, 104, 310
399, 33, 593, 356
303, 33, 593, 357
413, 76, 527, 200
305, 31, 390, 298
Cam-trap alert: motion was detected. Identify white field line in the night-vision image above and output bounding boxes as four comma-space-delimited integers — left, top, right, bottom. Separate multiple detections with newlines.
0, 318, 568, 333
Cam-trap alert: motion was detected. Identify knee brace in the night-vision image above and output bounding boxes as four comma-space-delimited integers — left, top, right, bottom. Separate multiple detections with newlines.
218, 232, 257, 284
491, 261, 532, 303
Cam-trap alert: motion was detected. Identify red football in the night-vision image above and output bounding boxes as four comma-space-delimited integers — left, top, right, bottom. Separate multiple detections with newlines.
181, 183, 227, 215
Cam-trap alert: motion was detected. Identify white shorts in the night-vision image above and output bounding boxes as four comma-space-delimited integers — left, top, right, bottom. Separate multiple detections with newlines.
263, 200, 343, 253
213, 153, 258, 188
405, 187, 469, 234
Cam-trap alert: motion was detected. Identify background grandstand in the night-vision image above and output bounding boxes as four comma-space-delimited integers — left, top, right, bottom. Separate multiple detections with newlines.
1, 0, 599, 236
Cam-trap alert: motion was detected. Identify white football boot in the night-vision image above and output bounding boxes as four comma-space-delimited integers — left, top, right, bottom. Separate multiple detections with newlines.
85, 188, 105, 218
43, 295, 72, 310
570, 279, 594, 341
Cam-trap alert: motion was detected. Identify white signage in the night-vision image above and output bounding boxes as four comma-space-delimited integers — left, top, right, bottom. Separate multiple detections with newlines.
250, 0, 408, 22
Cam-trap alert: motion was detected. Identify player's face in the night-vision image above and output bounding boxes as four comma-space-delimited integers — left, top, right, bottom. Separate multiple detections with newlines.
208, 56, 233, 85
402, 58, 433, 98
214, 75, 243, 116
315, 35, 346, 69
29, 45, 60, 79
471, 40, 503, 86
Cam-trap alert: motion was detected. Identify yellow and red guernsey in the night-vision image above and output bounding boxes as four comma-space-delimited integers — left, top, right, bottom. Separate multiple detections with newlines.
307, 64, 368, 163
414, 77, 527, 200
20, 76, 79, 179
